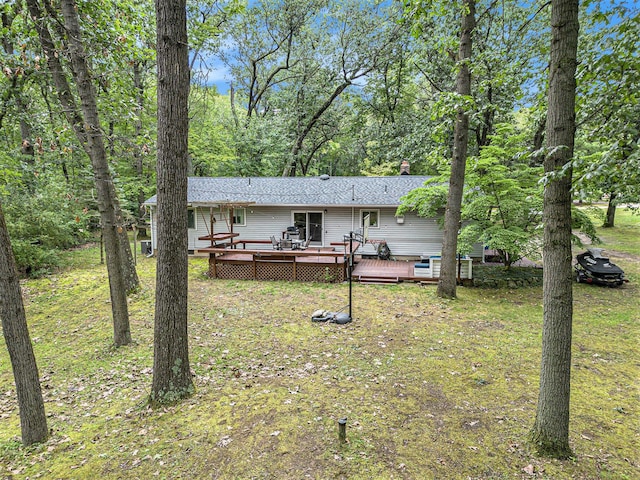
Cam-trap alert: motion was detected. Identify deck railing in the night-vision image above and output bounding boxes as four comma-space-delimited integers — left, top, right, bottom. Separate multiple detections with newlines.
197, 245, 356, 283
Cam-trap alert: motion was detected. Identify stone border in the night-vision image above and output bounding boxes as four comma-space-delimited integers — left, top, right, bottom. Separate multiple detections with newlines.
472, 265, 543, 288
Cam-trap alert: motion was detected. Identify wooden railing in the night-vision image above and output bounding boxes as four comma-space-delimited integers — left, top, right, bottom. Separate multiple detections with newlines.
197, 242, 359, 283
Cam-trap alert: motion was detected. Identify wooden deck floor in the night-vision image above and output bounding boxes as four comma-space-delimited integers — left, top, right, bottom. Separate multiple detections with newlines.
352, 259, 436, 284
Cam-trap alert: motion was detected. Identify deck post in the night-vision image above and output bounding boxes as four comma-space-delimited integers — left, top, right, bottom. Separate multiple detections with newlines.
293, 256, 297, 281
348, 233, 353, 320
252, 254, 257, 279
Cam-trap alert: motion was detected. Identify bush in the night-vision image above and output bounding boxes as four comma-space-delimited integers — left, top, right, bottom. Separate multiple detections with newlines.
10, 240, 61, 277
3, 178, 93, 277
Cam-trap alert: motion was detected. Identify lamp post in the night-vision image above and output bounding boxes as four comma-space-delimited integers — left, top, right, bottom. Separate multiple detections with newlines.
349, 232, 353, 320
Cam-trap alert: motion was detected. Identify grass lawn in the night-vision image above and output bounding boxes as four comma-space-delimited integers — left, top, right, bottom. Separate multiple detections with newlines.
1, 209, 638, 479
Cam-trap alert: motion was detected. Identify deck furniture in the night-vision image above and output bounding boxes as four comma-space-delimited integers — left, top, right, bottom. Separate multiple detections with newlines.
299, 237, 312, 250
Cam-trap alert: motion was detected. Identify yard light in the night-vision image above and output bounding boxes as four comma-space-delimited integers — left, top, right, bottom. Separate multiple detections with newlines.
338, 417, 347, 444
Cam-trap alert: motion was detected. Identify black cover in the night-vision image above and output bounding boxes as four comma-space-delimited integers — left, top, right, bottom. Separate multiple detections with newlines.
576, 252, 624, 276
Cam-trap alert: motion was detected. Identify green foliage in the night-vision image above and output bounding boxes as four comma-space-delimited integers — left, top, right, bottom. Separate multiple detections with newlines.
571, 206, 599, 246
460, 124, 543, 265
399, 123, 599, 266
574, 5, 640, 205
8, 240, 60, 277
2, 177, 92, 276
189, 101, 238, 176
397, 181, 447, 219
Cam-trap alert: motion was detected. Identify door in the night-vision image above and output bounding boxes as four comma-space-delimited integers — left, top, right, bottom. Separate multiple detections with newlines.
293, 211, 324, 246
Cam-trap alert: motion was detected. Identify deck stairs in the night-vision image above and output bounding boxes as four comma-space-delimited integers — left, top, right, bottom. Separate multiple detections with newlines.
357, 275, 400, 285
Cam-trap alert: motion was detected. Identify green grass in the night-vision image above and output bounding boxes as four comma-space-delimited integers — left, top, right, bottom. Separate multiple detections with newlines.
596, 207, 640, 256
1, 215, 638, 479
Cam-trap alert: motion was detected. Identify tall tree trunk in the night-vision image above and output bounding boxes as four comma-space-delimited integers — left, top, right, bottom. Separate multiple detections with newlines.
531, 0, 579, 459
437, 0, 475, 299
0, 202, 48, 446
26, 0, 139, 295
133, 61, 148, 237
151, 0, 193, 405
1, 7, 35, 162
57, 0, 133, 346
603, 192, 616, 228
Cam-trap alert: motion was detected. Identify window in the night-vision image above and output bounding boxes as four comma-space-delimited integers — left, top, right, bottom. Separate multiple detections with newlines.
361, 210, 379, 228
187, 208, 196, 229
232, 207, 246, 226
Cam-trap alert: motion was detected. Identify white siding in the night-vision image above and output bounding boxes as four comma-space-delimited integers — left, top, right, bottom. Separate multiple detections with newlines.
367, 208, 443, 257
150, 205, 482, 258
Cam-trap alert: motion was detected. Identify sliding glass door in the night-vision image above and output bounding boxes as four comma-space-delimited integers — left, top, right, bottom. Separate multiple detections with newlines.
293, 211, 324, 245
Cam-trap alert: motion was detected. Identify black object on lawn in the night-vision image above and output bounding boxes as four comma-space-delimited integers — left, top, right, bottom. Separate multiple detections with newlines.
575, 248, 627, 287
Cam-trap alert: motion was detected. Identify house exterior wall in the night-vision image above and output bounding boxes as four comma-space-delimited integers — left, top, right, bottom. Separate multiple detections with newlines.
148, 205, 483, 259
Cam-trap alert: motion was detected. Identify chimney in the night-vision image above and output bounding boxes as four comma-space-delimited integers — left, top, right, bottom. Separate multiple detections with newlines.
400, 160, 410, 175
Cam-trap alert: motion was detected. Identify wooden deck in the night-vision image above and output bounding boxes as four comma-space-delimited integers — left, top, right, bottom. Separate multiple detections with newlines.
199, 246, 348, 283
352, 259, 436, 284
197, 243, 440, 285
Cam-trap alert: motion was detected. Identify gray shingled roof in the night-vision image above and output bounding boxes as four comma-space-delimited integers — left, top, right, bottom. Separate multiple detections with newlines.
144, 175, 430, 207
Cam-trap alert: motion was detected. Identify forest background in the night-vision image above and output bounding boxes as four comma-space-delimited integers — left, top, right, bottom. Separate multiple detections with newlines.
1, 0, 638, 273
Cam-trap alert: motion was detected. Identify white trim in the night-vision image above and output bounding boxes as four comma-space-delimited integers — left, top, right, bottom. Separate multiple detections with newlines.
187, 207, 197, 230
232, 207, 246, 227
292, 210, 324, 245
359, 209, 380, 228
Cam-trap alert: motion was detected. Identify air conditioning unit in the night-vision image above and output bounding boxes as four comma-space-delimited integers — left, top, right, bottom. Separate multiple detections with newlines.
141, 241, 152, 255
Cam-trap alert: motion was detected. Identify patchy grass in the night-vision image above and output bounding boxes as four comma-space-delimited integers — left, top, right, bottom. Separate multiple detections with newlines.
589, 207, 640, 256
1, 218, 638, 479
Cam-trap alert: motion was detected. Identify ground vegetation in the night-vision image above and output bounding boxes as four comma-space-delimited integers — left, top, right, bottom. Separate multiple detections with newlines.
0, 209, 637, 477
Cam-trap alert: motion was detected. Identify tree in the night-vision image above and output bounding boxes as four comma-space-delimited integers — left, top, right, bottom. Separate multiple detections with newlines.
0, 1, 36, 161
531, 0, 579, 459
219, 0, 405, 177
0, 201, 48, 446
151, 0, 194, 405
458, 123, 544, 267
436, 0, 475, 299
573, 5, 640, 226
26, 0, 141, 345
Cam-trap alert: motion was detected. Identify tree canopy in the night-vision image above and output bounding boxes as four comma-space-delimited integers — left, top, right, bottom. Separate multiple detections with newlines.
0, 0, 637, 271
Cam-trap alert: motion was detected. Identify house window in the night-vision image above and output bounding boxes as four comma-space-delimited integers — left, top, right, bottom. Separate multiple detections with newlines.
187, 208, 196, 229
361, 210, 379, 228
232, 207, 246, 226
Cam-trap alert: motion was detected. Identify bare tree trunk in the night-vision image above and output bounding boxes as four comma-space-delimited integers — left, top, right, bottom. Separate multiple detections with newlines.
531, 0, 579, 459
26, 0, 139, 294
437, 0, 475, 299
282, 82, 351, 177
0, 202, 48, 446
57, 0, 133, 346
151, 0, 193, 405
603, 192, 616, 228
133, 61, 148, 237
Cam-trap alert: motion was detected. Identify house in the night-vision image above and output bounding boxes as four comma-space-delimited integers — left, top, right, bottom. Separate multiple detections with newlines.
144, 173, 480, 260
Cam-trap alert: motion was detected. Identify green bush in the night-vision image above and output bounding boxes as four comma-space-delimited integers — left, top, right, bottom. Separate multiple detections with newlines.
3, 176, 93, 276
10, 240, 61, 277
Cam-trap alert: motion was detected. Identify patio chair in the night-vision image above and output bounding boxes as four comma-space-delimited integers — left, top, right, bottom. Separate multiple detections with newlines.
300, 237, 312, 250
271, 235, 281, 250
281, 239, 292, 249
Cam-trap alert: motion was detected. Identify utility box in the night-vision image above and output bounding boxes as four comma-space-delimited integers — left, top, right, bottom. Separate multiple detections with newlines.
141, 241, 152, 255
